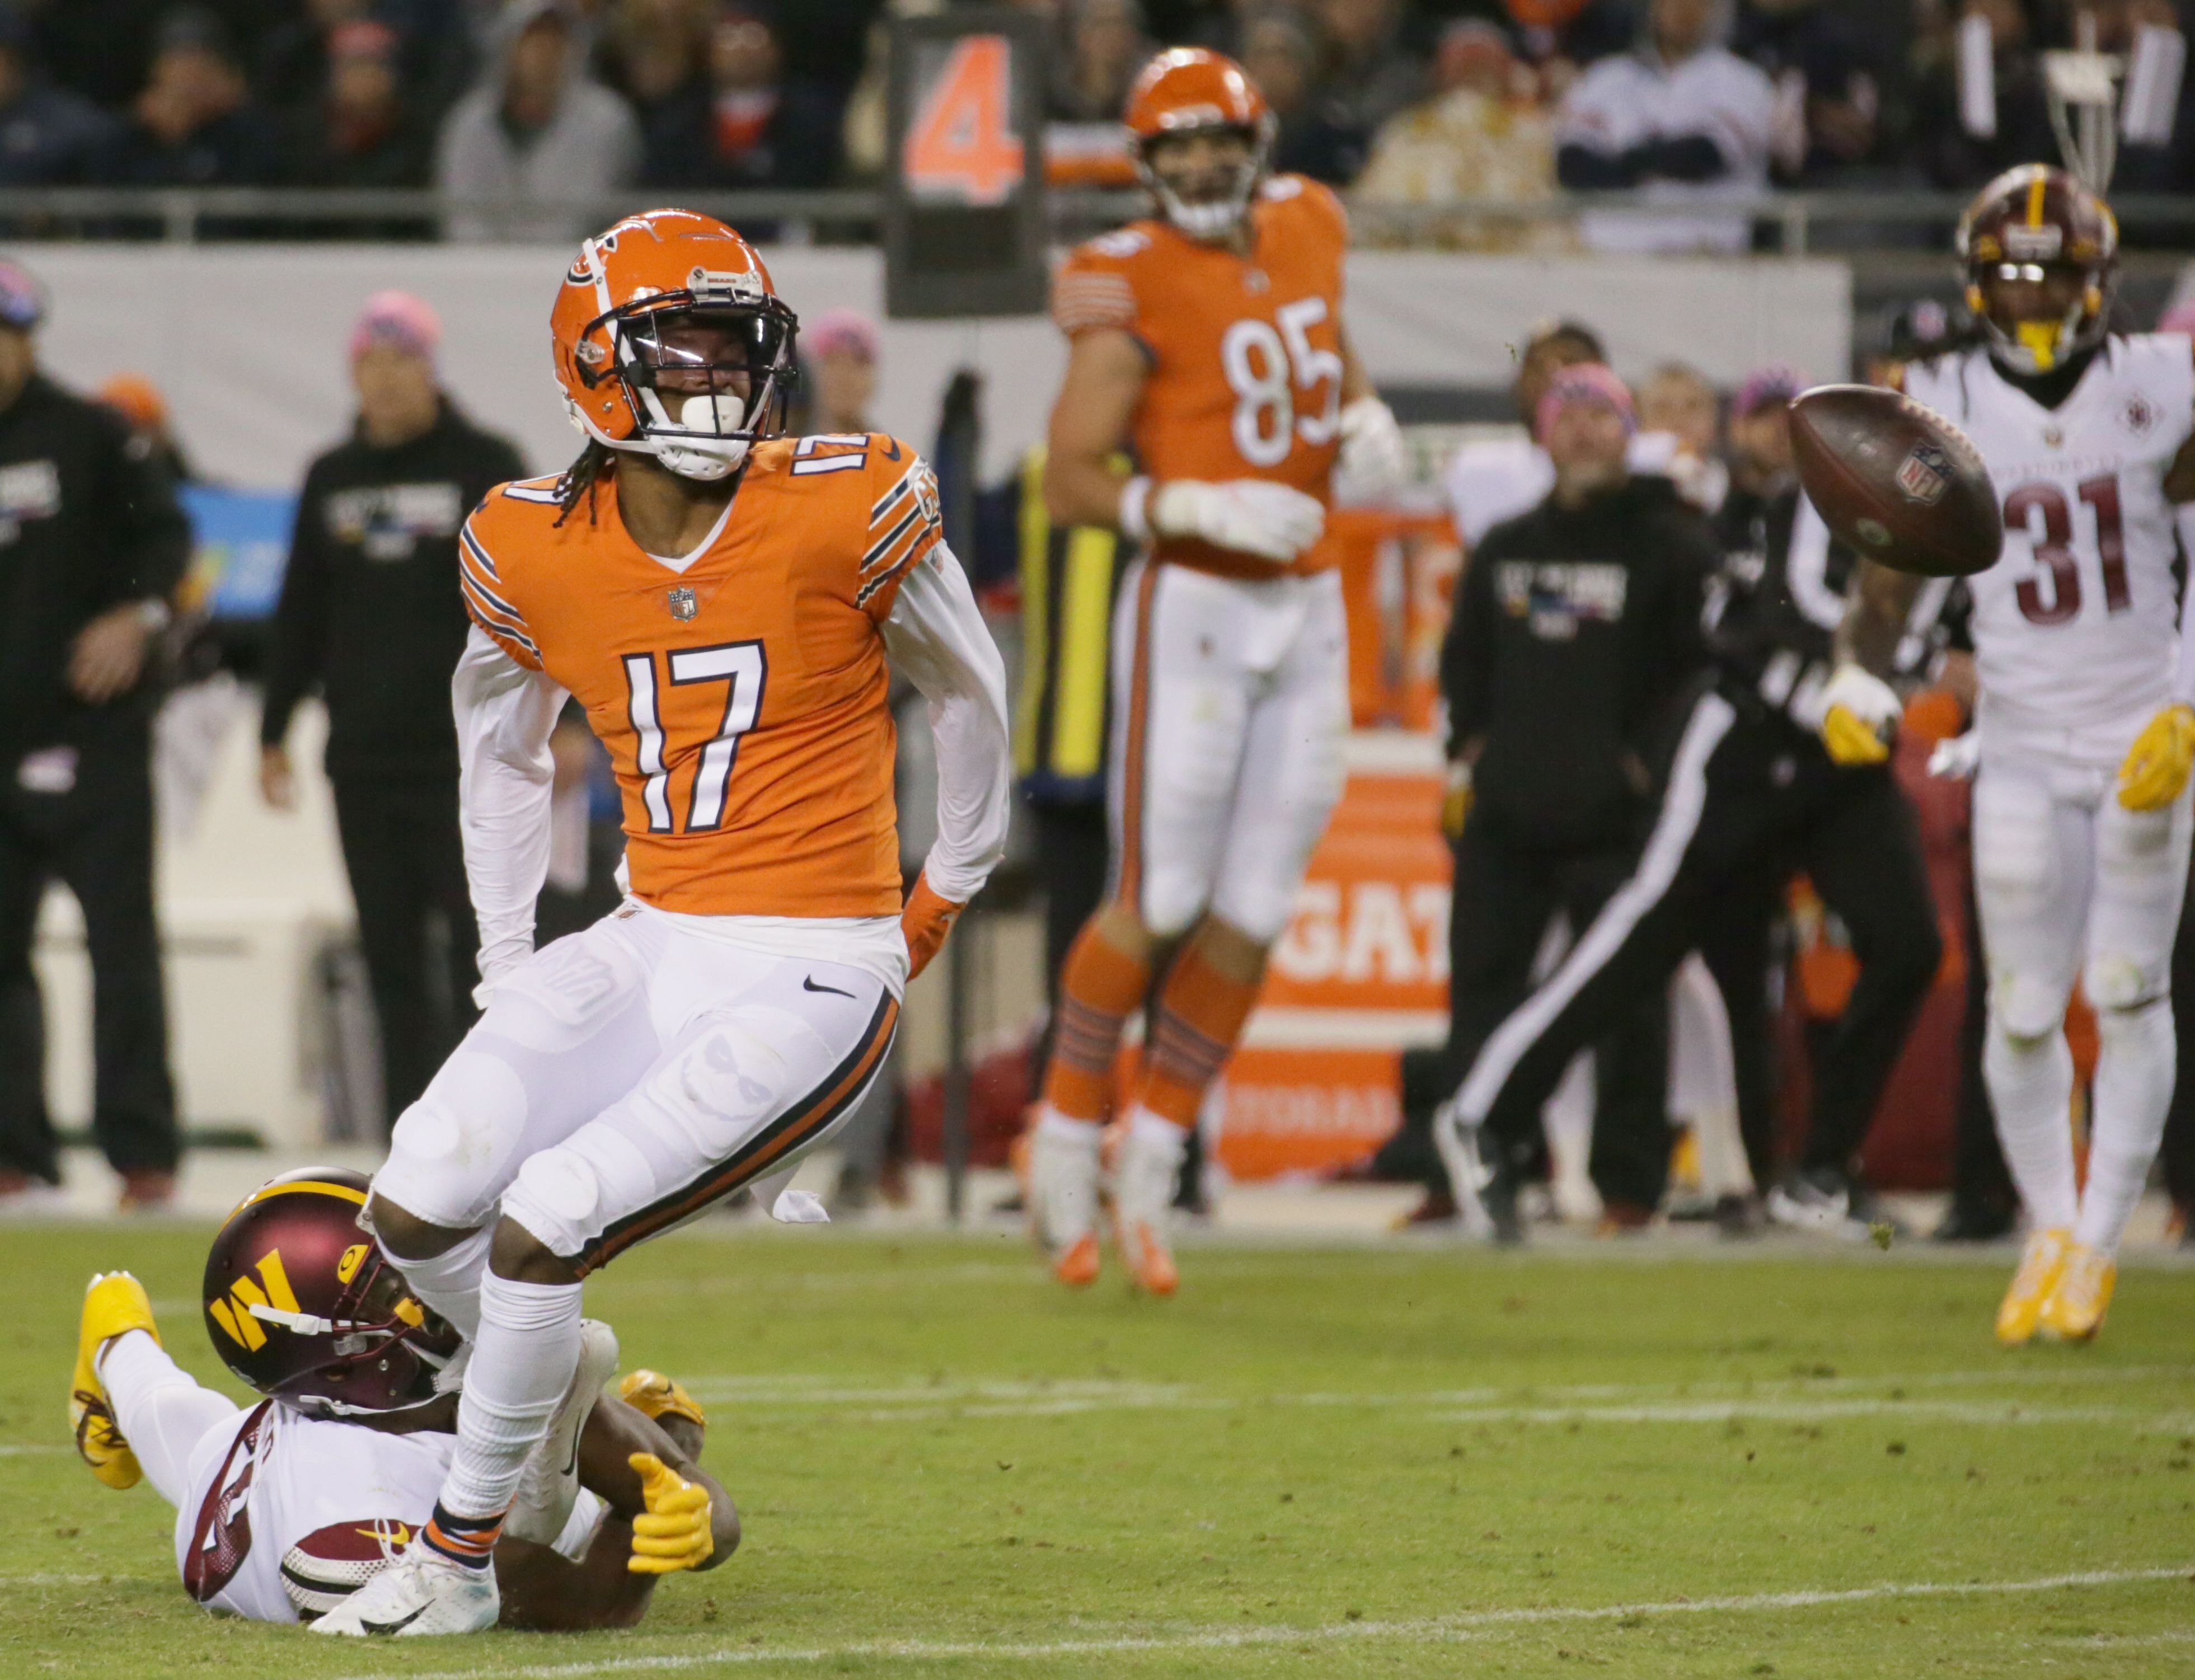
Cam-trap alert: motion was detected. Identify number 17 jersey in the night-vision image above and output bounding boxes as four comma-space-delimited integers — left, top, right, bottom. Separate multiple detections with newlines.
1050, 174, 1349, 580
1905, 336, 2195, 759
458, 434, 943, 918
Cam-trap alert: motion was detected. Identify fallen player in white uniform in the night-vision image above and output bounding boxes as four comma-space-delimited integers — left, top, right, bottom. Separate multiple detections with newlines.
67, 1168, 734, 1628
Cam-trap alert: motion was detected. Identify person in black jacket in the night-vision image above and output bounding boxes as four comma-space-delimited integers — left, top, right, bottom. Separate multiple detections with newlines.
0, 259, 191, 1210
1435, 364, 1715, 1231
259, 292, 525, 1133
1438, 366, 1944, 1239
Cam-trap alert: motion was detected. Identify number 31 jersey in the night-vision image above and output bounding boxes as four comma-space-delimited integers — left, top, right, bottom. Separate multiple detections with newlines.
459, 434, 942, 918
1905, 336, 2195, 758
1051, 173, 1349, 580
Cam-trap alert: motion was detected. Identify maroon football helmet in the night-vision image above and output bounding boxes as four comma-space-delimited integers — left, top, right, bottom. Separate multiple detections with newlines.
1957, 163, 2118, 374
202, 1167, 459, 1416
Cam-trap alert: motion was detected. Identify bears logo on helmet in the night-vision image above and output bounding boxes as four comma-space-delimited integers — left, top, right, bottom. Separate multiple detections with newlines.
552, 208, 800, 483
201, 1167, 458, 1417
1957, 165, 2118, 374
1124, 49, 1274, 242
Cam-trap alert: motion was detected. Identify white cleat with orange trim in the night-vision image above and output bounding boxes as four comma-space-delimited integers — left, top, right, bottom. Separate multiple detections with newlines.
1111, 1110, 1183, 1297
1030, 1108, 1103, 1287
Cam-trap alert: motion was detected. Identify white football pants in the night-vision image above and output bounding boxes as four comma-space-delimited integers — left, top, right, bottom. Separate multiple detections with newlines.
1106, 561, 1348, 942
97, 1331, 240, 1512
1973, 744, 2193, 1251
373, 904, 898, 1270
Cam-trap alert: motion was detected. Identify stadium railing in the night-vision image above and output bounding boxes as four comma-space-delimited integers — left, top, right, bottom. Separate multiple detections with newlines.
5, 187, 2195, 254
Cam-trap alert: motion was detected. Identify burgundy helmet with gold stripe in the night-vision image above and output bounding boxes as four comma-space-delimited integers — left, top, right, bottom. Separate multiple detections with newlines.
201, 1167, 459, 1416
1957, 163, 2118, 374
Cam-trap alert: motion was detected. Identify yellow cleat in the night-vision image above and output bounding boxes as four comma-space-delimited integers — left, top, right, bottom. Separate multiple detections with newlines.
72, 1271, 160, 1489
1995, 1228, 2071, 1346
2038, 1242, 2116, 1343
618, 1368, 708, 1431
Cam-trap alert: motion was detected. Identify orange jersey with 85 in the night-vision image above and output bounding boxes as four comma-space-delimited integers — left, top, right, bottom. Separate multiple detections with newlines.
1051, 173, 1349, 579
459, 434, 942, 918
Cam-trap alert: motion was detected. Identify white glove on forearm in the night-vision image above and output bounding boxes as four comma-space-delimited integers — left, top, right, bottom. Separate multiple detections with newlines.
1927, 731, 1980, 781
1337, 395, 1407, 495
1819, 663, 1902, 730
1124, 477, 1325, 564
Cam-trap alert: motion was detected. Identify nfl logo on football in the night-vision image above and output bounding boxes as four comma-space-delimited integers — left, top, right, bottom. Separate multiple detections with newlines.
1894, 443, 1950, 505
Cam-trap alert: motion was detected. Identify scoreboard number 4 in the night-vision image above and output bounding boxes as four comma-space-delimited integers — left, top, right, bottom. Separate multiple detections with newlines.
904, 35, 1024, 206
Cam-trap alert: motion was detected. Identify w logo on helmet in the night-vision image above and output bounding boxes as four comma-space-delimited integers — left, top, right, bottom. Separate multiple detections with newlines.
208, 1252, 302, 1352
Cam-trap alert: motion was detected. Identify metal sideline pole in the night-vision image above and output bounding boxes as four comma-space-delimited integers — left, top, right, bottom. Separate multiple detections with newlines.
932, 367, 984, 1222
945, 907, 973, 1222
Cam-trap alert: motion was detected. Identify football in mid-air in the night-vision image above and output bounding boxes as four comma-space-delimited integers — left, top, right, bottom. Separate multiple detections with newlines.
1788, 384, 2002, 578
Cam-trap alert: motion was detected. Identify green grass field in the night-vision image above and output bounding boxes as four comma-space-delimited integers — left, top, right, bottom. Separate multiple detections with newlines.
4, 1221, 2193, 1678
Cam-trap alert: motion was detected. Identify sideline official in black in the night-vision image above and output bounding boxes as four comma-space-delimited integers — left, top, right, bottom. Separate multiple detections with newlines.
1439, 367, 1943, 1238
259, 293, 525, 1129
0, 259, 190, 1210
1434, 364, 1715, 1230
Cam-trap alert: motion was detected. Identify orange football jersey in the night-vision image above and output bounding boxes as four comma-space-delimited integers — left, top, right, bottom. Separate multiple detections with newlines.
1051, 173, 1350, 579
458, 434, 942, 918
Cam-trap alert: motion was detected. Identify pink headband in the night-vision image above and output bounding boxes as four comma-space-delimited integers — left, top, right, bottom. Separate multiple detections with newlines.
1535, 363, 1633, 444
1732, 362, 1804, 420
806, 307, 879, 363
349, 290, 440, 364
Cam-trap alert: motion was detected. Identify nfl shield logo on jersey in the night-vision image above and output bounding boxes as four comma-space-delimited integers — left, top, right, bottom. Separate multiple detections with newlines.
1894, 443, 1952, 505
667, 585, 698, 621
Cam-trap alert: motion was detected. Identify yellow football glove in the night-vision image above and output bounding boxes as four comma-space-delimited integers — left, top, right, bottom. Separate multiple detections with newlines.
1817, 664, 1899, 767
1441, 761, 1472, 840
2118, 703, 2195, 811
626, 1451, 714, 1575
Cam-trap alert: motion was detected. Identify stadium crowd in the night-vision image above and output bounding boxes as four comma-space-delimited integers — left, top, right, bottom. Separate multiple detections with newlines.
0, 2, 2187, 235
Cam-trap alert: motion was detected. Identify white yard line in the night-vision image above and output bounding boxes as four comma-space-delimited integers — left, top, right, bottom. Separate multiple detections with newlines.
675, 1364, 2195, 1429
329, 1564, 2191, 1680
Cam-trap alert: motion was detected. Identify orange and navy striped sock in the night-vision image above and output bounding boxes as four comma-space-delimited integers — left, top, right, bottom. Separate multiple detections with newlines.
1131, 942, 1260, 1129
421, 1501, 501, 1570
1040, 919, 1151, 1121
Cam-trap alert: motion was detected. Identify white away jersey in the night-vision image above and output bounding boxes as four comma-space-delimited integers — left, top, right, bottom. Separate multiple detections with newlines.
174, 1401, 599, 1622
1903, 336, 2195, 761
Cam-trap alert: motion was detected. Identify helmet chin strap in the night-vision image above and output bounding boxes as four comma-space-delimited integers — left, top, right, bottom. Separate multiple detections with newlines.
2003, 294, 2089, 374
640, 390, 754, 481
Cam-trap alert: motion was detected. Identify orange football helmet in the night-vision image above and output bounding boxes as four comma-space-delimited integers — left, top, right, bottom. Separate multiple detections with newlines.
1123, 48, 1273, 241
552, 208, 799, 481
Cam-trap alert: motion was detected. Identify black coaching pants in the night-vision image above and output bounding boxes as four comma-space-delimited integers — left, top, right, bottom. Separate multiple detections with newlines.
1446, 808, 1672, 1212
330, 772, 479, 1132
1453, 687, 1943, 1186
0, 738, 176, 1180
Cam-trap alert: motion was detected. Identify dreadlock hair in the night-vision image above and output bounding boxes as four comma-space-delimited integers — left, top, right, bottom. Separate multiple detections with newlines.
554, 438, 616, 528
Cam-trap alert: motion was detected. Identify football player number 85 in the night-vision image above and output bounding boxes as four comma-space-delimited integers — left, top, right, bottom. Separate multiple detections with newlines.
622, 641, 767, 834
1221, 298, 1343, 468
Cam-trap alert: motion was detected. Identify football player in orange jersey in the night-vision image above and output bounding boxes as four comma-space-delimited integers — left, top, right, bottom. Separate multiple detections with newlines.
313, 210, 1010, 1636
1028, 49, 1406, 1293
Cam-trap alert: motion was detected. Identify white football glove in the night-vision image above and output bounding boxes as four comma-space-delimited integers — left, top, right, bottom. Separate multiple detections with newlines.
1336, 395, 1408, 496
1927, 731, 1980, 781
1817, 663, 1902, 767
1128, 477, 1326, 564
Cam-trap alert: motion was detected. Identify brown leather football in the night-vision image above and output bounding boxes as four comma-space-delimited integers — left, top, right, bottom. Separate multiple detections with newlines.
1788, 384, 2002, 578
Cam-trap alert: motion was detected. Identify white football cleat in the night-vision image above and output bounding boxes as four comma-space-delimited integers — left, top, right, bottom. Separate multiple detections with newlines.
503, 1318, 620, 1546
1030, 1108, 1103, 1286
308, 1542, 498, 1636
1111, 1109, 1184, 1296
